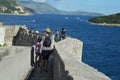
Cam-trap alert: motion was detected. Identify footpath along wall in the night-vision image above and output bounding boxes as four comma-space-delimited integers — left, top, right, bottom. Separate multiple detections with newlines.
53, 37, 111, 80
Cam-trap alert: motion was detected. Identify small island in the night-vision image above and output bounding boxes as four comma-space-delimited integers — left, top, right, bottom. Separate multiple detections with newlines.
88, 13, 120, 27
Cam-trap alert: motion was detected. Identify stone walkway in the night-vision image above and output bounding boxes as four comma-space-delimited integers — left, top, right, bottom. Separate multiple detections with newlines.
28, 57, 53, 80
28, 67, 53, 80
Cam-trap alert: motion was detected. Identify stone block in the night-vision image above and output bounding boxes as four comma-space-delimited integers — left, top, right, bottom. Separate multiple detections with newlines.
0, 46, 31, 80
53, 38, 110, 80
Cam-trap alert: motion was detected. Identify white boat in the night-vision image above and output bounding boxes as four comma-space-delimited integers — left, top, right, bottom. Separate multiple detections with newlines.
76, 17, 80, 20
32, 20, 36, 22
65, 17, 68, 20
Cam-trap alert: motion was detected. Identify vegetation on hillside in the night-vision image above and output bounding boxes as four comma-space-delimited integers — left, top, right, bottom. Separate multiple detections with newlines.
19, 0, 103, 16
0, 0, 29, 14
88, 13, 120, 24
0, 0, 17, 13
19, 1, 60, 14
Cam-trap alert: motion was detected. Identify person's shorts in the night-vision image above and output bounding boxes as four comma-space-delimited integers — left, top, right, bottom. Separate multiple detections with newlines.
35, 52, 41, 55
42, 50, 52, 60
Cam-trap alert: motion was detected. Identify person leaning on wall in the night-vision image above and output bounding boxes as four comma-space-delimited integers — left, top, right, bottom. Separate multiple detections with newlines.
61, 28, 66, 39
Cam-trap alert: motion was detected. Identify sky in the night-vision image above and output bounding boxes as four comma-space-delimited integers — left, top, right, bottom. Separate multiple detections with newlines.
28, 0, 120, 15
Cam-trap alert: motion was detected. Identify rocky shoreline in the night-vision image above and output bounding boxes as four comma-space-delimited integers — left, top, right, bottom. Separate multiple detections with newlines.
89, 22, 120, 27
0, 13, 31, 16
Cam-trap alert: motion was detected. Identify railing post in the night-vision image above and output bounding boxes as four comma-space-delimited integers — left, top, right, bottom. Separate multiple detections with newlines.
0, 54, 1, 61
31, 46, 34, 67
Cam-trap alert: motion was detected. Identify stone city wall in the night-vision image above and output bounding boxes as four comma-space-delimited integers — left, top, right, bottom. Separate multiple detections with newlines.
0, 46, 31, 80
12, 27, 42, 46
53, 38, 111, 80
0, 26, 111, 80
1, 25, 42, 46
4, 25, 23, 46
0, 27, 5, 46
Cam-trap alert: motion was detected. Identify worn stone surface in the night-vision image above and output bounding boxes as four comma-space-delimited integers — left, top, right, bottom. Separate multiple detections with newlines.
12, 26, 42, 46
28, 55, 53, 80
0, 46, 31, 80
56, 37, 83, 61
28, 67, 53, 80
1, 25, 42, 46
0, 27, 5, 46
53, 38, 111, 80
4, 25, 20, 46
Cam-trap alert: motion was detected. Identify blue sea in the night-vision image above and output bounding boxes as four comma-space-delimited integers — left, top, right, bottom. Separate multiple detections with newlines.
0, 14, 120, 80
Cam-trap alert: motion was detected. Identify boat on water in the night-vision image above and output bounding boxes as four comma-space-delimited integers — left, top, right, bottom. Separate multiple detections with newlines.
76, 17, 80, 20
65, 17, 68, 20
32, 20, 36, 22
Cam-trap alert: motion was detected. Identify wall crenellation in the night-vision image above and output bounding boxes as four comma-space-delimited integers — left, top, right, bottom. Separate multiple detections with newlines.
12, 27, 43, 46
53, 38, 111, 80
0, 25, 43, 46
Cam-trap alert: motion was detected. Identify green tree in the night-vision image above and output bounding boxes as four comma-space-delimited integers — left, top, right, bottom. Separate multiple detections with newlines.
88, 13, 120, 24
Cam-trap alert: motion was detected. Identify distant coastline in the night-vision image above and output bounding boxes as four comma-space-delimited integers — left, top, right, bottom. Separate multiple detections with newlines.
0, 13, 31, 16
89, 22, 120, 27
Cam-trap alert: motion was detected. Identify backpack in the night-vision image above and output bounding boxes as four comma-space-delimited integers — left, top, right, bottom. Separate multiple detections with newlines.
54, 34, 59, 42
35, 43, 41, 53
43, 36, 51, 47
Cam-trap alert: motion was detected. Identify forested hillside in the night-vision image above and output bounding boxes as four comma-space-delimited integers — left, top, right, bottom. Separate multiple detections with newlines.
88, 13, 120, 24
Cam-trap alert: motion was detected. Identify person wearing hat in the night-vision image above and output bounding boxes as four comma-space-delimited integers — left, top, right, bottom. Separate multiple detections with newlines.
41, 28, 54, 72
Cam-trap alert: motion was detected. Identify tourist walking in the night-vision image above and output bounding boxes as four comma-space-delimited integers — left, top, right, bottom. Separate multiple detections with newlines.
54, 30, 60, 42
35, 37, 42, 67
41, 28, 54, 72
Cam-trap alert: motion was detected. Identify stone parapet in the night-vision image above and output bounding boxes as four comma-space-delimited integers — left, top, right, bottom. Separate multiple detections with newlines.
12, 27, 40, 46
53, 38, 111, 80
1, 25, 42, 46
4, 25, 26, 46
0, 46, 31, 80
0, 27, 5, 46
55, 37, 83, 61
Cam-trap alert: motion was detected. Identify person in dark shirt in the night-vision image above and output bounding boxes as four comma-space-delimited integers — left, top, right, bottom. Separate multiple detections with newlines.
41, 28, 54, 72
61, 28, 66, 39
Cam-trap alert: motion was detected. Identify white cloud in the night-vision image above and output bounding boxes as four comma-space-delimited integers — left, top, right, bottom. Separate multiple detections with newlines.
33, 0, 46, 2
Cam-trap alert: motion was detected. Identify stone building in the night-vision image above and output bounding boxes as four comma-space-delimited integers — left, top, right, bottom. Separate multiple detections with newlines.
0, 6, 7, 12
